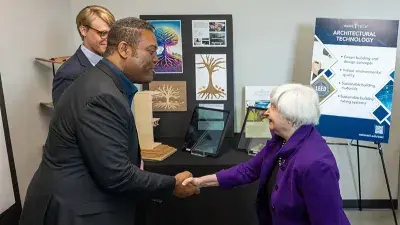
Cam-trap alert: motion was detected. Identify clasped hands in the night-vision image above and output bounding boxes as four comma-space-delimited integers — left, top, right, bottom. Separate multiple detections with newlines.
173, 171, 201, 198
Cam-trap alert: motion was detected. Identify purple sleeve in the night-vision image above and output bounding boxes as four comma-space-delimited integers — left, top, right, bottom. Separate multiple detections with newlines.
302, 160, 346, 225
216, 145, 268, 189
216, 132, 282, 189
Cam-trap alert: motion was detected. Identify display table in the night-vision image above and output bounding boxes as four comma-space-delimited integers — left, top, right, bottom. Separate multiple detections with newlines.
143, 137, 259, 225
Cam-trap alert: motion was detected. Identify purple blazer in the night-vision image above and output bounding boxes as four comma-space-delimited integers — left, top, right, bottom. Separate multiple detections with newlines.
216, 125, 350, 225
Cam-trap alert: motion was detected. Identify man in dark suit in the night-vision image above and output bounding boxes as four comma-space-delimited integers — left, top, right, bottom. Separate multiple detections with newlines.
19, 17, 199, 225
52, 5, 115, 105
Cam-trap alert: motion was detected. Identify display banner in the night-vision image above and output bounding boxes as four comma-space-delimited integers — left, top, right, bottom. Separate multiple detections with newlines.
310, 18, 399, 143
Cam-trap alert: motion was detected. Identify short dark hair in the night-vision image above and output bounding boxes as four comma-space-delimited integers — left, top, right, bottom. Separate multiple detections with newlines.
104, 17, 154, 57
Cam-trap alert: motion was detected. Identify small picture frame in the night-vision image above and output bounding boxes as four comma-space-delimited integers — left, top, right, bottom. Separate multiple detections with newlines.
237, 106, 271, 156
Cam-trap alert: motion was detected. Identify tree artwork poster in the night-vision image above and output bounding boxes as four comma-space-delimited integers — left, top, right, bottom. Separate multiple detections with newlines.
148, 20, 184, 74
195, 54, 227, 100
149, 81, 187, 112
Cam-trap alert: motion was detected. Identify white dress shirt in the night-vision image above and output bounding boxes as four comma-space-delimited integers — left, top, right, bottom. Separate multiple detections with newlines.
80, 44, 102, 66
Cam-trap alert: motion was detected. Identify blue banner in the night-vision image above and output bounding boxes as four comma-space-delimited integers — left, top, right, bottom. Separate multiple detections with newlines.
315, 18, 399, 48
310, 17, 399, 143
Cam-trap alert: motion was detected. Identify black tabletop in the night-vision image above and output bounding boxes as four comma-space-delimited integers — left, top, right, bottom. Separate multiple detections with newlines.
143, 137, 260, 225
144, 137, 253, 167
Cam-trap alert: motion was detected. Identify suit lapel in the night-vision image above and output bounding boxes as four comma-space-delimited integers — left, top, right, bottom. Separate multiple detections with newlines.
258, 125, 314, 188
96, 60, 142, 164
258, 144, 281, 188
76, 47, 93, 68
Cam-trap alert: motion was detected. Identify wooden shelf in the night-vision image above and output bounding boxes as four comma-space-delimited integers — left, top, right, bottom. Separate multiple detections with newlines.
39, 102, 54, 110
35, 56, 70, 76
35, 56, 70, 64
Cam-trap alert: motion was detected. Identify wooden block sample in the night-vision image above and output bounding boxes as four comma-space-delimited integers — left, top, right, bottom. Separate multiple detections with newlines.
141, 144, 177, 161
149, 81, 187, 112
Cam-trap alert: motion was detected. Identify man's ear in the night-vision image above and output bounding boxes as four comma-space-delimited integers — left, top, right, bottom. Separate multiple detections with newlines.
79, 25, 88, 39
117, 42, 129, 59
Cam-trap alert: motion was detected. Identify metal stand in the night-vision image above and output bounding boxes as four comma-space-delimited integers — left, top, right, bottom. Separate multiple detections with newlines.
328, 141, 363, 210
377, 143, 398, 225
357, 140, 362, 211
328, 140, 398, 224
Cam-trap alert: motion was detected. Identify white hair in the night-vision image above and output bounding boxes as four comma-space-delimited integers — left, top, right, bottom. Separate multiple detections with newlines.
270, 83, 320, 128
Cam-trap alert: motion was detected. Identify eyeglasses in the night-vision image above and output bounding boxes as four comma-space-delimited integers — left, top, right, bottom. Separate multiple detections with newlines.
85, 25, 109, 38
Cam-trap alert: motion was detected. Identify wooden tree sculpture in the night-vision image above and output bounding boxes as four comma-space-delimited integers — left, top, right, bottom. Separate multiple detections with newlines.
153, 84, 183, 110
196, 54, 226, 99
132, 91, 176, 161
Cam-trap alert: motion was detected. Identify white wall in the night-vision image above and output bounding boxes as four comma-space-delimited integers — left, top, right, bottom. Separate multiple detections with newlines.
69, 0, 400, 201
0, 0, 73, 201
0, 0, 398, 204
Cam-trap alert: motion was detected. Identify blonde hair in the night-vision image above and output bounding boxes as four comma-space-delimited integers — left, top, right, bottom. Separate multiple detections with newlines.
76, 5, 115, 40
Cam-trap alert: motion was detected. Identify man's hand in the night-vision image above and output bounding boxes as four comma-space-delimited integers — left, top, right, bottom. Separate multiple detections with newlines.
173, 171, 200, 198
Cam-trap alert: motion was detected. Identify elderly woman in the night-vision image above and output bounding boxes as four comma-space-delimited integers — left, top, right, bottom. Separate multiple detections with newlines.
183, 83, 350, 225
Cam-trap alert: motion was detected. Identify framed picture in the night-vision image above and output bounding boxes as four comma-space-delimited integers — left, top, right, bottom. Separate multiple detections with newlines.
237, 106, 271, 155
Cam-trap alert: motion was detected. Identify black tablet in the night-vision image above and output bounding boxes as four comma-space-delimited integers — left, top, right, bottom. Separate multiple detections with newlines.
181, 106, 230, 157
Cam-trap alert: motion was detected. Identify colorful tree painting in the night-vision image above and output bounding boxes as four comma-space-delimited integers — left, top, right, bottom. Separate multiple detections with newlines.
148, 20, 183, 73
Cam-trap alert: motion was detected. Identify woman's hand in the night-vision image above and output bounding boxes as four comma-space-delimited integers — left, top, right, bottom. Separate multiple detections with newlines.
182, 177, 202, 187
182, 174, 219, 188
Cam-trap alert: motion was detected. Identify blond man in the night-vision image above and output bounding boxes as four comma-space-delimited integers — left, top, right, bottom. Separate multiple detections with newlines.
52, 5, 115, 105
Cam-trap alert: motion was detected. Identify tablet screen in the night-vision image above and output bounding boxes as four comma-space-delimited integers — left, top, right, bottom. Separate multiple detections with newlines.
182, 106, 230, 156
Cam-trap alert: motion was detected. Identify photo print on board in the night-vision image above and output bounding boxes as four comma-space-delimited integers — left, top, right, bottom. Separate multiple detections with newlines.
148, 20, 183, 73
149, 81, 187, 111
311, 35, 337, 82
195, 54, 227, 100
192, 20, 227, 47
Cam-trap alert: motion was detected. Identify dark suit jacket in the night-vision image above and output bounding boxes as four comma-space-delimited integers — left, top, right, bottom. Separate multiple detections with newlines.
52, 47, 93, 105
20, 60, 176, 225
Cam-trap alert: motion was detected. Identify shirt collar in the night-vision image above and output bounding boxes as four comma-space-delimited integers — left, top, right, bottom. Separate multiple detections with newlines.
80, 44, 102, 66
101, 58, 138, 106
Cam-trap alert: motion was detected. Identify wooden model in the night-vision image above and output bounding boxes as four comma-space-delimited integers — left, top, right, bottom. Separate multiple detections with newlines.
132, 91, 176, 161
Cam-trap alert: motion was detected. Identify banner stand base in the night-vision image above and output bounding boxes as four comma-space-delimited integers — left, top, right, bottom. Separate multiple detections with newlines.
328, 140, 398, 225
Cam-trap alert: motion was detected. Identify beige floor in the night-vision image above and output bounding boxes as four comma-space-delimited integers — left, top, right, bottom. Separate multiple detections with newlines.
345, 210, 399, 225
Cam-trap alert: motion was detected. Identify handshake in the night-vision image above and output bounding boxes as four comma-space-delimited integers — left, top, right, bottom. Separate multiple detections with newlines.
173, 171, 201, 198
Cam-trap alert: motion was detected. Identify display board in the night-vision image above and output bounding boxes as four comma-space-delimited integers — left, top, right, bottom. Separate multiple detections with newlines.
140, 14, 234, 138
237, 106, 270, 156
244, 86, 275, 111
0, 73, 21, 224
310, 18, 399, 143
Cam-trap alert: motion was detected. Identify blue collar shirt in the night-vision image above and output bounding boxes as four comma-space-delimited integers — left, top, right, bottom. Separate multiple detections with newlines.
101, 58, 138, 106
